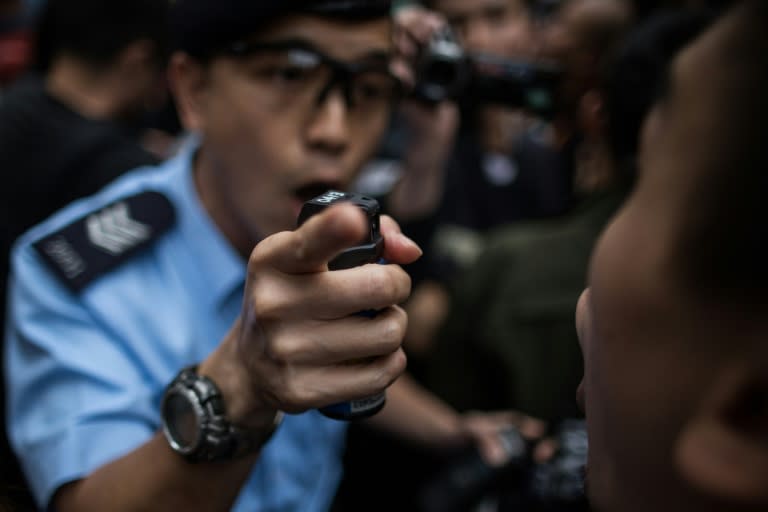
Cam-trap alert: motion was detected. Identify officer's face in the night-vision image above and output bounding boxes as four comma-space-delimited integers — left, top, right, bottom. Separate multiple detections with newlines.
177, 15, 394, 253
431, 0, 534, 58
576, 5, 768, 512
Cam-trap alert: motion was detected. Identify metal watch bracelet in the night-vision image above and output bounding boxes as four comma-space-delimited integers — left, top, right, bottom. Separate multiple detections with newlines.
162, 365, 283, 463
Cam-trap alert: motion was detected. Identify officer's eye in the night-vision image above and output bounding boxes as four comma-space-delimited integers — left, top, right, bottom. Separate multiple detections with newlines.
354, 74, 396, 102
271, 65, 314, 83
484, 5, 510, 22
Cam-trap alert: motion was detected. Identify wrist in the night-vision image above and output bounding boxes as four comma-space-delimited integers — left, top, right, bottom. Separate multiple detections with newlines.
161, 366, 283, 462
197, 324, 281, 433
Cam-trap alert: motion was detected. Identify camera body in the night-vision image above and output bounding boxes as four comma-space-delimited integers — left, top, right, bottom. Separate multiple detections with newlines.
419, 420, 589, 512
413, 26, 563, 119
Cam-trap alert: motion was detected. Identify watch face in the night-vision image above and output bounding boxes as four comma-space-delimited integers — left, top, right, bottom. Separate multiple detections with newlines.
162, 388, 201, 452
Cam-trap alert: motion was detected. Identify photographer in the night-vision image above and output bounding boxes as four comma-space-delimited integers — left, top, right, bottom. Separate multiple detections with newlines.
381, 0, 633, 362
390, 0, 566, 281
3, 1, 538, 511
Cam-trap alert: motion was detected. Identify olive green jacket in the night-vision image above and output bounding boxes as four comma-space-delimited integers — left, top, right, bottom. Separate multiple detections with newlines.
424, 186, 628, 422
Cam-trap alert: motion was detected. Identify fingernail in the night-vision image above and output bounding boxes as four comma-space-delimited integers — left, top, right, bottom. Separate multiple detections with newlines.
400, 234, 423, 256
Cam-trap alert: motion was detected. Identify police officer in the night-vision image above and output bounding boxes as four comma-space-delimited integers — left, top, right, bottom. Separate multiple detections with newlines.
4, 1, 531, 511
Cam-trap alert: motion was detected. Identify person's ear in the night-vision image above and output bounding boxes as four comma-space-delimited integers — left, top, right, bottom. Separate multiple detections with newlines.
675, 356, 768, 503
167, 52, 209, 132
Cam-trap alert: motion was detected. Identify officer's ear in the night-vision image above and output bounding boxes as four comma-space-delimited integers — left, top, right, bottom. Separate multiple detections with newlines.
675, 349, 768, 503
167, 52, 210, 133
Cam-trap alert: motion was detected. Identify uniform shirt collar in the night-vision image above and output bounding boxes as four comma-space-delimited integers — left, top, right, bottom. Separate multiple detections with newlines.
165, 136, 247, 310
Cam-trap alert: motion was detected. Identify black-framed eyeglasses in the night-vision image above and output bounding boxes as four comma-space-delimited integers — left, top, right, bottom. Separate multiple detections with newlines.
223, 39, 404, 114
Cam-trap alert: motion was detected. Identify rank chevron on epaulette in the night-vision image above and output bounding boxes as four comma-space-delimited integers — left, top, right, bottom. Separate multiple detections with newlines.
33, 191, 176, 293
86, 202, 152, 256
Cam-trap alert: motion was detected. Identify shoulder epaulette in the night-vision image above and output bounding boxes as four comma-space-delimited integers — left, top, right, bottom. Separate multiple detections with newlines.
33, 191, 176, 293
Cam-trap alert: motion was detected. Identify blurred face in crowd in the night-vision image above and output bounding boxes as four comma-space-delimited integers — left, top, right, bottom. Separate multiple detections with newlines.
539, 0, 631, 115
576, 3, 768, 511
430, 0, 535, 58
114, 40, 169, 123
171, 15, 395, 254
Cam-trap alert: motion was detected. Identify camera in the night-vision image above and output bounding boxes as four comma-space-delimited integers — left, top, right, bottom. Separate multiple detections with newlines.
413, 26, 563, 119
418, 420, 589, 512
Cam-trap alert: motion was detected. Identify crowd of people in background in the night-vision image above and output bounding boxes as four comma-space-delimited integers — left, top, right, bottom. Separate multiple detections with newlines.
1, 1, 766, 512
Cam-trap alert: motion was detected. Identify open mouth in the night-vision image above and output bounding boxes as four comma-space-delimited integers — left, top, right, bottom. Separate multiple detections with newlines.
293, 182, 343, 204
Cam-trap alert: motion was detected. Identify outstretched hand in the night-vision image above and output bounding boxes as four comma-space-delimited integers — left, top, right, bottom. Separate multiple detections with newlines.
460, 410, 548, 467
201, 203, 421, 432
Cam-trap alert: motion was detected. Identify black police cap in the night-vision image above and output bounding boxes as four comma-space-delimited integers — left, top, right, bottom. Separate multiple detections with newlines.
171, 0, 393, 57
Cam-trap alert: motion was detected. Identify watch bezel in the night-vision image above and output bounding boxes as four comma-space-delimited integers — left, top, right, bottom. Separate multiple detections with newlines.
161, 382, 206, 456
160, 366, 283, 463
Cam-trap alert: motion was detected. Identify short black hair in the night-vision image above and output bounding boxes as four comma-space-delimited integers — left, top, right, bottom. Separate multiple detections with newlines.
631, 0, 735, 21
602, 8, 715, 169
676, 0, 768, 306
34, 0, 170, 72
170, 0, 393, 60
421, 0, 537, 12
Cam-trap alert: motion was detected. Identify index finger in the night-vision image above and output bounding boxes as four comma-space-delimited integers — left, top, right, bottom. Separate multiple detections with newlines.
395, 5, 446, 44
252, 202, 368, 275
381, 215, 423, 265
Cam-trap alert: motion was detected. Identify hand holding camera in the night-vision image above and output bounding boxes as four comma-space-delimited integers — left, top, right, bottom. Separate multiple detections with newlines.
413, 24, 563, 118
420, 420, 589, 512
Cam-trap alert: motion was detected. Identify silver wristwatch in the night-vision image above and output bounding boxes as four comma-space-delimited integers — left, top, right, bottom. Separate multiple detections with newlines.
160, 366, 283, 462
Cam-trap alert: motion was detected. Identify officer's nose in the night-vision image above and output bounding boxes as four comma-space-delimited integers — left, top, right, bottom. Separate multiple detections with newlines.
306, 89, 351, 156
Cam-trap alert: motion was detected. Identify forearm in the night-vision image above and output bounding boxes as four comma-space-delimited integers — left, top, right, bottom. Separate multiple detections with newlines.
54, 433, 257, 512
385, 102, 458, 223
369, 375, 547, 468
387, 153, 446, 222
55, 330, 268, 512
388, 176, 444, 223
367, 373, 467, 449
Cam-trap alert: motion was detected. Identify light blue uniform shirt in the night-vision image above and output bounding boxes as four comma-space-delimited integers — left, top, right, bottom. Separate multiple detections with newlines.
4, 142, 348, 511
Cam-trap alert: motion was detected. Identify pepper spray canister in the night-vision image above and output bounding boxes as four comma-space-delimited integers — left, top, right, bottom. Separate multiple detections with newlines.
297, 190, 387, 420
